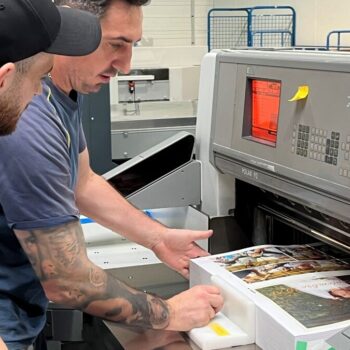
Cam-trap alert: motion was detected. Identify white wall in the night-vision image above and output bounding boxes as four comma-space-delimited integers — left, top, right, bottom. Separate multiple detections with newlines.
123, 1, 350, 102
142, 0, 214, 46
141, 1, 350, 48
213, 0, 350, 47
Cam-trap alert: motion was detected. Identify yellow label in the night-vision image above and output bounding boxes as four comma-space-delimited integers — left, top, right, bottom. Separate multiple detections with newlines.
209, 322, 230, 336
288, 85, 309, 101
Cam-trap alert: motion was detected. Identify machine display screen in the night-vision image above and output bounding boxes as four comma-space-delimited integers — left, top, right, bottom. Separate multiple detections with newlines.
249, 79, 281, 146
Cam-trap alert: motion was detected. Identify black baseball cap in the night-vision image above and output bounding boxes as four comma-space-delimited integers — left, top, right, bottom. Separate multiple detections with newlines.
0, 0, 102, 66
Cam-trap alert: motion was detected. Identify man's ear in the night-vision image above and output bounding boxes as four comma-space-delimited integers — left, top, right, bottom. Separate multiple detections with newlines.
0, 63, 16, 95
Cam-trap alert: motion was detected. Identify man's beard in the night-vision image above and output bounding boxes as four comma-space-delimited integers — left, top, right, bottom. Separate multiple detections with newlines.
0, 85, 22, 136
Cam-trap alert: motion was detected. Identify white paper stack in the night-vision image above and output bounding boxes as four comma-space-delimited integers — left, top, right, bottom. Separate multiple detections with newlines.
190, 244, 350, 350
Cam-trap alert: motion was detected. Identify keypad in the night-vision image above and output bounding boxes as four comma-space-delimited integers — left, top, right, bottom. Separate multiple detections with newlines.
339, 134, 350, 179
292, 124, 340, 167
295, 124, 309, 158
291, 125, 350, 179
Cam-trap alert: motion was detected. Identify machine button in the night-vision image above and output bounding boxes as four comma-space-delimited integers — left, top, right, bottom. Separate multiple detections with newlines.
330, 148, 334, 156
344, 169, 348, 177
297, 140, 301, 148
327, 139, 331, 146
333, 158, 337, 166
306, 126, 310, 133
342, 142, 346, 150
335, 132, 340, 140
334, 149, 338, 157
304, 150, 308, 157
330, 140, 335, 148
335, 141, 339, 149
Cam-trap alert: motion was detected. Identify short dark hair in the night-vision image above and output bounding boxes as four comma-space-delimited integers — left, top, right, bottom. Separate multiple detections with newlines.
15, 55, 36, 74
54, 0, 150, 17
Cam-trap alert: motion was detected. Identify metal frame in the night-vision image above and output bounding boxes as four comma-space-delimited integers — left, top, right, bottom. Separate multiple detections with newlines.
326, 30, 350, 51
207, 6, 296, 51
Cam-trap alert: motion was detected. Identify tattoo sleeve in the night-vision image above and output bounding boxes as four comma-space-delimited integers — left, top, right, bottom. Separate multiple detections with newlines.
14, 221, 169, 329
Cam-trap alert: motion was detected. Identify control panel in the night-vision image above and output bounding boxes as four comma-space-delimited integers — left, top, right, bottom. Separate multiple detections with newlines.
210, 50, 350, 206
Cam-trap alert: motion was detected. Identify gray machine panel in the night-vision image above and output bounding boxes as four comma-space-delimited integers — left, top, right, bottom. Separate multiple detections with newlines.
210, 50, 350, 223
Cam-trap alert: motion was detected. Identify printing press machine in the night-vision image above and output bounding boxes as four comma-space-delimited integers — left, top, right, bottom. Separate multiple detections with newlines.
46, 49, 350, 350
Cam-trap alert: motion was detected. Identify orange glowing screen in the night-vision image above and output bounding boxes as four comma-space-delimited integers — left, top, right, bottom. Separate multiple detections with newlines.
251, 79, 281, 145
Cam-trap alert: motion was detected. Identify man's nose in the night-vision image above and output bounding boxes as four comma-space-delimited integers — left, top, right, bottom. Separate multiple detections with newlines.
113, 46, 132, 74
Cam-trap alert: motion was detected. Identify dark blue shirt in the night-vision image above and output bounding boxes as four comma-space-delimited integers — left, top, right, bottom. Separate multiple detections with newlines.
0, 77, 86, 349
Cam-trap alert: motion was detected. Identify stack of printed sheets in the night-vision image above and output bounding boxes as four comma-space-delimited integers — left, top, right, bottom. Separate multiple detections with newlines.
190, 243, 350, 350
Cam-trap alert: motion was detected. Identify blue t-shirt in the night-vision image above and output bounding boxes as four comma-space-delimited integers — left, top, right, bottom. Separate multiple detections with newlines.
0, 77, 86, 349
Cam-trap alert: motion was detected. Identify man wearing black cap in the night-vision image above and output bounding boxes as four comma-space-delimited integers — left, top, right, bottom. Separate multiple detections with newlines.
0, 0, 102, 349
0, 1, 223, 348
0, 0, 101, 136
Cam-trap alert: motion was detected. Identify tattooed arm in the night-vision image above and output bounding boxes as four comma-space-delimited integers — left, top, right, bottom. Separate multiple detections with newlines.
14, 221, 223, 331
14, 221, 169, 329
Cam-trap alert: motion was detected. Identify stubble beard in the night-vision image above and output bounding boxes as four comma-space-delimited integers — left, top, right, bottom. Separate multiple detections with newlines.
0, 83, 22, 136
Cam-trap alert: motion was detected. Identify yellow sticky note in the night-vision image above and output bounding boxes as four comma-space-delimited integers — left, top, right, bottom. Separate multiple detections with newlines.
288, 85, 309, 101
209, 322, 230, 336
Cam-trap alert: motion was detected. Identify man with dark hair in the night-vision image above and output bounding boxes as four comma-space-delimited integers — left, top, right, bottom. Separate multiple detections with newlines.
0, 0, 223, 349
0, 0, 101, 136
